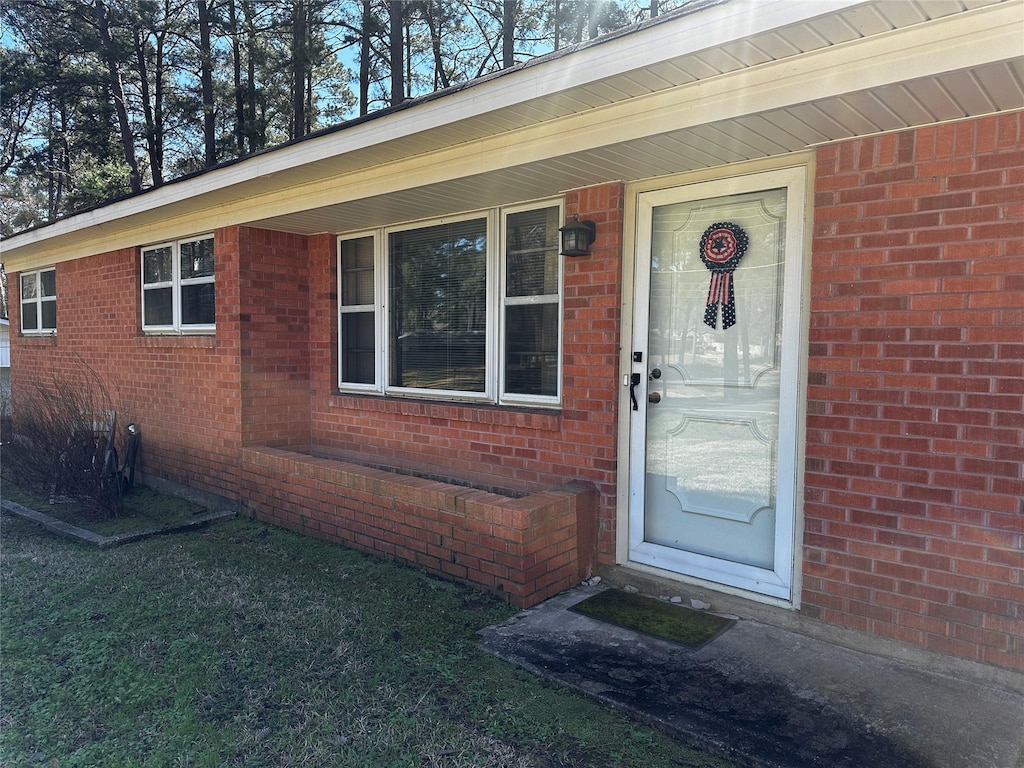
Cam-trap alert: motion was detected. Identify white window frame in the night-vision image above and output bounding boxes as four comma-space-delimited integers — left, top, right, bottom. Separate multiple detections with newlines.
500, 201, 564, 406
337, 229, 384, 391
20, 266, 57, 334
336, 199, 563, 407
141, 234, 215, 334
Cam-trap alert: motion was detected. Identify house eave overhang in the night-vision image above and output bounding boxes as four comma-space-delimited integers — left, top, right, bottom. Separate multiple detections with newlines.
2, 0, 1022, 271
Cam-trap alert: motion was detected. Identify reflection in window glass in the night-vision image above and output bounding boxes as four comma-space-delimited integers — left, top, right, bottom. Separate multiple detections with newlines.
181, 238, 214, 279
143, 287, 173, 326
389, 219, 487, 393
181, 283, 215, 325
144, 247, 173, 283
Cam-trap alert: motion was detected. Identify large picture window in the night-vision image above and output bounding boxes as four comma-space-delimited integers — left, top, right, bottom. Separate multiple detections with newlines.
142, 235, 215, 332
337, 201, 563, 405
20, 267, 56, 334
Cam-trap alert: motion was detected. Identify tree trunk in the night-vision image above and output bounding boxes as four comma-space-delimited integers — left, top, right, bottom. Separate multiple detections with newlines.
424, 4, 449, 90
359, 0, 371, 115
389, 1, 403, 106
133, 27, 163, 185
94, 0, 142, 193
227, 0, 245, 152
241, 0, 260, 152
198, 0, 217, 166
553, 0, 560, 51
291, 0, 306, 138
502, 0, 515, 69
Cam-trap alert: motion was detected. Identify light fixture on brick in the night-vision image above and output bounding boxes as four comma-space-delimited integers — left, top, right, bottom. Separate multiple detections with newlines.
559, 214, 597, 257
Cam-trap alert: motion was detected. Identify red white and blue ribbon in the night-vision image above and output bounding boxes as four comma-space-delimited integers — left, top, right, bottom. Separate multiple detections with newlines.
700, 222, 749, 330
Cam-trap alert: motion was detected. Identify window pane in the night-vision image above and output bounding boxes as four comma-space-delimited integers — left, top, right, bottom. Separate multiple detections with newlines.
506, 207, 559, 297
40, 269, 56, 297
21, 302, 38, 330
21, 273, 37, 299
341, 312, 375, 384
180, 238, 214, 280
181, 283, 215, 325
389, 219, 487, 392
40, 299, 56, 330
143, 247, 173, 284
341, 237, 375, 306
144, 287, 173, 326
505, 304, 559, 396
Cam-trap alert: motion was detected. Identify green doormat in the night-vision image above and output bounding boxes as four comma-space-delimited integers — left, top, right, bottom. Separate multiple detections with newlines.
570, 589, 734, 649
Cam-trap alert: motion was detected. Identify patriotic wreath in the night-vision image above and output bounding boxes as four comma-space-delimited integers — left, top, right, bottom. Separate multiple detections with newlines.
699, 222, 749, 330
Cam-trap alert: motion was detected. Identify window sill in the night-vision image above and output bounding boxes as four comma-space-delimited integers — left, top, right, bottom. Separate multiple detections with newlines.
329, 391, 562, 431
18, 332, 58, 343
136, 334, 217, 349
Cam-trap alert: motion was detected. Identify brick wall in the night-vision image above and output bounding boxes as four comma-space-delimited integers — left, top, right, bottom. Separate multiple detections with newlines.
307, 183, 624, 567
237, 227, 312, 448
8, 233, 245, 500
806, 113, 1024, 670
240, 446, 598, 607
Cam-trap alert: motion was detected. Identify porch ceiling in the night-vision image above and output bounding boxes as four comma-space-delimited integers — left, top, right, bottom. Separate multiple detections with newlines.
3, 0, 1022, 269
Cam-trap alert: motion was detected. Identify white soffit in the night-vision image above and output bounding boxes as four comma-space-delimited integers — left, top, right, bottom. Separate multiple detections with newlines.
2, 0, 1022, 268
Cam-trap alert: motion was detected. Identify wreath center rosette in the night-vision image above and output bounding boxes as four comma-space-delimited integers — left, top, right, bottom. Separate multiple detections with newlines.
699, 222, 749, 330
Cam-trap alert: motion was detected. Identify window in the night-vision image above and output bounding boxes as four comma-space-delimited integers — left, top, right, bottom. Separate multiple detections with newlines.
20, 267, 57, 333
503, 206, 561, 399
339, 234, 378, 387
142, 235, 215, 332
337, 201, 563, 405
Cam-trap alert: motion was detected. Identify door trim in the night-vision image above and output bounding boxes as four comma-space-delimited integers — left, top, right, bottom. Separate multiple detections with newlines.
616, 157, 812, 605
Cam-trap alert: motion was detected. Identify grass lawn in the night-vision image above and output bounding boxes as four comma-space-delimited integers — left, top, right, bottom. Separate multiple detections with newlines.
1, 502, 736, 768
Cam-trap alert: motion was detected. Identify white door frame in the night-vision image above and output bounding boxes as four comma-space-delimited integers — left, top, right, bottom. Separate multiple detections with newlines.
616, 158, 812, 605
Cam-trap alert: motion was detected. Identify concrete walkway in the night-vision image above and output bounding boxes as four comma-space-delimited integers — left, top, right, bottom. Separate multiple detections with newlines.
479, 584, 1024, 768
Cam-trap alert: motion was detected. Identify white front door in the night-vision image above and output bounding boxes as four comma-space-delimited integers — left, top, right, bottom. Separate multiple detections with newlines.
628, 168, 806, 600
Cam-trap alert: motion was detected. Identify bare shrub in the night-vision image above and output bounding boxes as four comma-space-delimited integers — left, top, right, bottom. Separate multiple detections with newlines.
3, 362, 130, 519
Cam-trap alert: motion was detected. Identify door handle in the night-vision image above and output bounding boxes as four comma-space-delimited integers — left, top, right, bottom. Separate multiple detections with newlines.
648, 391, 661, 404
630, 373, 641, 411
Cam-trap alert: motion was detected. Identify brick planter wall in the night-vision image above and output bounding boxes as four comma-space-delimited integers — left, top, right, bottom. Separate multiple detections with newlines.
240, 446, 598, 607
806, 113, 1024, 670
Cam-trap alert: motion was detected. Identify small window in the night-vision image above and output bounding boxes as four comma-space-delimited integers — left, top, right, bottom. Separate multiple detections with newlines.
21, 267, 57, 334
142, 235, 215, 332
338, 234, 379, 387
502, 205, 562, 401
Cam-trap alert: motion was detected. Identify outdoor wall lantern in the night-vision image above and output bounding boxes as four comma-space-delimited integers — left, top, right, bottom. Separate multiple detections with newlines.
559, 214, 597, 257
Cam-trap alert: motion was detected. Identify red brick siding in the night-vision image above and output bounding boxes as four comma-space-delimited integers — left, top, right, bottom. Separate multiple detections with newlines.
307, 184, 624, 566
236, 227, 312, 448
240, 446, 597, 607
8, 234, 245, 500
806, 113, 1024, 670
